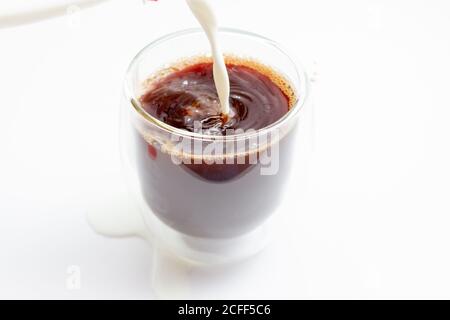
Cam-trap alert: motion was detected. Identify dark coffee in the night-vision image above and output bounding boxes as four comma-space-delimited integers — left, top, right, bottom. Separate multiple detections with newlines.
135, 58, 298, 238
140, 61, 291, 135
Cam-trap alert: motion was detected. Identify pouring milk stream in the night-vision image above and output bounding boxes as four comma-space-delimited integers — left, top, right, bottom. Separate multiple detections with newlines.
0, 0, 231, 117
185, 0, 231, 116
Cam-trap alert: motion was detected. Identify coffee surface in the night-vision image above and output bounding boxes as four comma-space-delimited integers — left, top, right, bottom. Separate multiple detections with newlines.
140, 61, 293, 135
135, 59, 299, 236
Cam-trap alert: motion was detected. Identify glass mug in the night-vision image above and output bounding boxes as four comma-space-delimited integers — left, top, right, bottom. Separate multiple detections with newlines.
121, 28, 309, 264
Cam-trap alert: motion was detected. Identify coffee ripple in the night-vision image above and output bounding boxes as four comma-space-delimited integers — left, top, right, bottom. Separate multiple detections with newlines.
140, 61, 290, 135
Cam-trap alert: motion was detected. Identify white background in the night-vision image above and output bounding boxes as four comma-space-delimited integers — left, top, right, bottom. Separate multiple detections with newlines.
1, 0, 450, 299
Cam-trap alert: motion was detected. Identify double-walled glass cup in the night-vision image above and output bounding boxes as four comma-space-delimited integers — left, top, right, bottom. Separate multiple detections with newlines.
122, 28, 309, 264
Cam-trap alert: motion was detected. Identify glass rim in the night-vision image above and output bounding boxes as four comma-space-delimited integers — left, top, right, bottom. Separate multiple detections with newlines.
124, 27, 309, 142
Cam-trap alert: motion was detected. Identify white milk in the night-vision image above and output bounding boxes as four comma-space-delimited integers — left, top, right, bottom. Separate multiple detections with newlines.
186, 0, 230, 115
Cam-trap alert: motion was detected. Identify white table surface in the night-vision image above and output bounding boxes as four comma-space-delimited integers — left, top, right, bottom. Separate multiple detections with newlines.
1, 0, 450, 299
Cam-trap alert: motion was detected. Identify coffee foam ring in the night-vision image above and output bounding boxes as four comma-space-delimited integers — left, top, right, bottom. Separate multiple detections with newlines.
135, 122, 293, 163
140, 55, 297, 109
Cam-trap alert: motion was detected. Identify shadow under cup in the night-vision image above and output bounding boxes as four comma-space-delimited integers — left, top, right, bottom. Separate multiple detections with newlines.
124, 28, 308, 240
